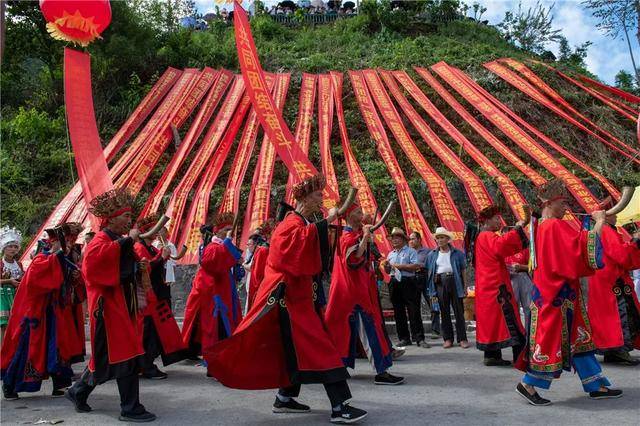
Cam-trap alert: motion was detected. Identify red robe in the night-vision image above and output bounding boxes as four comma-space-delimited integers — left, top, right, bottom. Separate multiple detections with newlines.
206, 212, 349, 389
1, 251, 71, 392
246, 245, 268, 311
325, 228, 392, 373
517, 218, 601, 374
181, 237, 242, 355
134, 242, 188, 365
53, 270, 86, 365
474, 228, 527, 350
588, 225, 640, 351
83, 230, 144, 376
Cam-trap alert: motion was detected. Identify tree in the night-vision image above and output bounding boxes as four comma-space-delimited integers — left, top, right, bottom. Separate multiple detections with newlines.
615, 69, 638, 93
557, 35, 592, 69
583, 0, 640, 85
497, 1, 562, 54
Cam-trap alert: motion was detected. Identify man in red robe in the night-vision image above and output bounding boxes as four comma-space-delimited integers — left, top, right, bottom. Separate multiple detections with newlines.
473, 206, 529, 366
181, 212, 243, 359
516, 180, 621, 406
244, 219, 274, 313
1, 223, 83, 400
65, 189, 156, 422
325, 203, 403, 386
207, 174, 367, 424
587, 201, 640, 365
134, 215, 188, 379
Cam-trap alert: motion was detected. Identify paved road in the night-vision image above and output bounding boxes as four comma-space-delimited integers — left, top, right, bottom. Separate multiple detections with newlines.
2, 335, 638, 425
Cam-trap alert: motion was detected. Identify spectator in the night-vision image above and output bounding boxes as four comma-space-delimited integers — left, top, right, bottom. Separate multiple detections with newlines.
425, 227, 469, 349
409, 231, 440, 340
505, 245, 533, 326
153, 227, 178, 307
0, 227, 23, 346
384, 227, 427, 348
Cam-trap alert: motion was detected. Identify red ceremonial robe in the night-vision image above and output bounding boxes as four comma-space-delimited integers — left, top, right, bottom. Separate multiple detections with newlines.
325, 228, 392, 374
516, 218, 602, 374
53, 269, 86, 365
246, 244, 269, 311
474, 228, 528, 351
134, 242, 188, 365
206, 212, 349, 389
181, 237, 242, 355
1, 251, 74, 392
588, 225, 640, 351
83, 230, 144, 382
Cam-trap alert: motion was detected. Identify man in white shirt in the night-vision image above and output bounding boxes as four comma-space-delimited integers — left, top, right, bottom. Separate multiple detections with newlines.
154, 227, 177, 307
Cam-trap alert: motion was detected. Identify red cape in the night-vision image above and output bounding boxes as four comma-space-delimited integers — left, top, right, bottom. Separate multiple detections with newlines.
246, 245, 268, 311
588, 225, 640, 350
206, 213, 348, 389
474, 229, 526, 349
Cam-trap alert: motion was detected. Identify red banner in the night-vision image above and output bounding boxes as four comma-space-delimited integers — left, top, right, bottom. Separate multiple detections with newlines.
331, 72, 392, 254
529, 60, 637, 121
578, 74, 640, 104
178, 88, 257, 264
166, 76, 246, 241
388, 70, 529, 220
64, 48, 114, 231
22, 66, 182, 264
430, 62, 603, 212
234, 2, 338, 198
443, 63, 621, 201
484, 61, 640, 163
350, 70, 435, 247
284, 74, 317, 205
140, 69, 233, 217
318, 74, 341, 209
362, 70, 465, 247
240, 74, 291, 248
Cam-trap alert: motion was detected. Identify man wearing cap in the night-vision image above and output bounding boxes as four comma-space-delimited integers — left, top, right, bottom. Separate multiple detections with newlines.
66, 189, 156, 422
425, 227, 468, 349
134, 216, 188, 380
1, 223, 83, 400
326, 203, 404, 386
409, 231, 439, 340
181, 212, 243, 359
206, 174, 367, 424
515, 179, 621, 406
385, 227, 426, 348
473, 206, 529, 367
587, 201, 640, 366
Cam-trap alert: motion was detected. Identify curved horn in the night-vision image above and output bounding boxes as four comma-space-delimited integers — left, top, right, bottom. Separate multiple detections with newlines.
171, 244, 188, 260
370, 201, 395, 232
139, 215, 169, 239
606, 186, 635, 216
336, 187, 358, 216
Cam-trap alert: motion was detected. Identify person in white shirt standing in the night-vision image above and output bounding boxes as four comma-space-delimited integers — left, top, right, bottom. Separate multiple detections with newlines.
154, 227, 178, 308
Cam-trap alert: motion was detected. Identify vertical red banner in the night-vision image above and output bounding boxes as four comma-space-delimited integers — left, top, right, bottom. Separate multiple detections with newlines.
318, 74, 341, 209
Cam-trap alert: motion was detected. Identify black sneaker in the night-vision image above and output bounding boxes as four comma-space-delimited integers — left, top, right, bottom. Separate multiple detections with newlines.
3, 387, 19, 401
589, 388, 623, 399
142, 369, 168, 380
397, 339, 412, 347
119, 410, 157, 422
374, 372, 405, 385
272, 397, 311, 413
331, 403, 368, 424
52, 389, 66, 397
603, 352, 640, 366
417, 340, 431, 349
516, 383, 551, 406
484, 358, 512, 367
65, 388, 92, 412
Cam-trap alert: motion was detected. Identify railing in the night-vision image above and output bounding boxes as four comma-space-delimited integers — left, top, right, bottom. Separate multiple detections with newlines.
269, 13, 356, 26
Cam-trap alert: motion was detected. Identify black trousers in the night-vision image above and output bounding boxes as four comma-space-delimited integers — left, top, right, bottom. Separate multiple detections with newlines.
389, 277, 424, 343
278, 380, 352, 408
436, 274, 467, 342
484, 344, 524, 361
70, 367, 144, 415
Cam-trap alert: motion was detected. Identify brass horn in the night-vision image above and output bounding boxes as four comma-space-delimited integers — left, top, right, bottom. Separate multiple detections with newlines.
139, 215, 169, 239
606, 186, 635, 216
336, 187, 358, 216
371, 201, 395, 232
171, 244, 188, 260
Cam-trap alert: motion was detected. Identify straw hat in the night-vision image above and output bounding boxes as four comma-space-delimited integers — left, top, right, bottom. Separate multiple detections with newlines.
433, 227, 454, 240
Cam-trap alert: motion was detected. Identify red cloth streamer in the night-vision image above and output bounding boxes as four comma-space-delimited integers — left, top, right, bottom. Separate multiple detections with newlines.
484, 61, 640, 163
178, 88, 256, 265
240, 75, 292, 249
284, 74, 318, 205
233, 2, 335, 198
166, 76, 247, 241
63, 48, 114, 231
578, 74, 640, 104
140, 69, 233, 217
434, 63, 620, 202
318, 74, 341, 209
21, 67, 181, 265
430, 62, 604, 213
350, 70, 435, 247
387, 70, 529, 221
331, 72, 392, 255
362, 70, 465, 247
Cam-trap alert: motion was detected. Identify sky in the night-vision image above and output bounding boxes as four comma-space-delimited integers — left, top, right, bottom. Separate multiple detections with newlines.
194, 0, 638, 84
